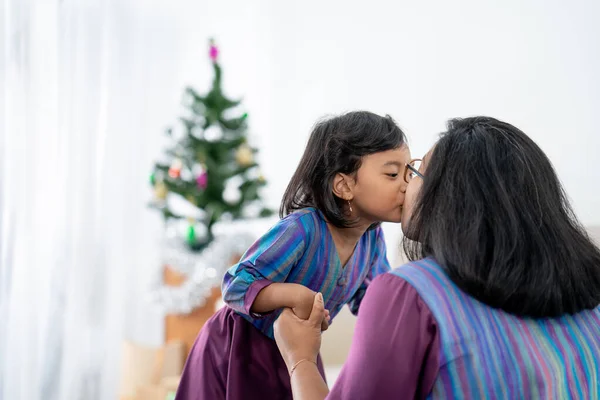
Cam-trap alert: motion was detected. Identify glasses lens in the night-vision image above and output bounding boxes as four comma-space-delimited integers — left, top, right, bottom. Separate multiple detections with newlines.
405, 160, 422, 182
411, 160, 422, 172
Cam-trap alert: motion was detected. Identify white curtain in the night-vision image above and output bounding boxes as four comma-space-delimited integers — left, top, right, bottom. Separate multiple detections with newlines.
0, 1, 165, 398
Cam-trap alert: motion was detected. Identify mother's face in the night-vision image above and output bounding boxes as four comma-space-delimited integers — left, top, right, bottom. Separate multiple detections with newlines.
401, 148, 432, 238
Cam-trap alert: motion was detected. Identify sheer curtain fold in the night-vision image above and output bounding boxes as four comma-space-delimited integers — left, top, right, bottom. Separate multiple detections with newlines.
1, 1, 163, 399
1, 1, 271, 397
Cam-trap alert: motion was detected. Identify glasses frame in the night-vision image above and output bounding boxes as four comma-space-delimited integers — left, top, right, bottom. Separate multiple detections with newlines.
404, 159, 425, 183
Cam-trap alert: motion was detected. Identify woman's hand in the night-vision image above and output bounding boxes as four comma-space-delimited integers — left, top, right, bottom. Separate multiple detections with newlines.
274, 292, 327, 370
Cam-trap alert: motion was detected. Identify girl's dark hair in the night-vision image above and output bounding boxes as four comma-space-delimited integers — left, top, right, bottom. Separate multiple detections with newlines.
280, 111, 407, 228
404, 116, 600, 318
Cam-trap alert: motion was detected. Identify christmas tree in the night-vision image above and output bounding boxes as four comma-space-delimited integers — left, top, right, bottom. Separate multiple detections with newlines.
150, 39, 272, 251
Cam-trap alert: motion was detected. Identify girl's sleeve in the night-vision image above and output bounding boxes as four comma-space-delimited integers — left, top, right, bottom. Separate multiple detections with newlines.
347, 226, 391, 315
221, 217, 306, 316
328, 273, 440, 399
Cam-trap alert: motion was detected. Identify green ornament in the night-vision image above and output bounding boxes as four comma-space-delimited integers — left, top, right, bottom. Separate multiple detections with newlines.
241, 112, 248, 120
186, 224, 196, 245
149, 172, 156, 185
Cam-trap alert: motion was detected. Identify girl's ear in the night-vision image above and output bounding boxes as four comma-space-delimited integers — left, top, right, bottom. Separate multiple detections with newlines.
332, 173, 354, 200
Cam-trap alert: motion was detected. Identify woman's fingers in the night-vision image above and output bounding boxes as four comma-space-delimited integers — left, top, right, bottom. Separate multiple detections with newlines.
308, 293, 326, 326
321, 316, 330, 331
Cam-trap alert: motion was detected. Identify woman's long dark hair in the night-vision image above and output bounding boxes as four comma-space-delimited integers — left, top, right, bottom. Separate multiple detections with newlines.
280, 111, 407, 228
404, 116, 600, 318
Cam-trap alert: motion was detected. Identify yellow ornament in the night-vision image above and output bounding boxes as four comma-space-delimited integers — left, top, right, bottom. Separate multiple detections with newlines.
154, 181, 168, 200
235, 145, 254, 166
257, 174, 266, 183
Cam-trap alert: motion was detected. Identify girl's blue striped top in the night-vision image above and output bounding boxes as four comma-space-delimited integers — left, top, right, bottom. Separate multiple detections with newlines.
222, 207, 391, 338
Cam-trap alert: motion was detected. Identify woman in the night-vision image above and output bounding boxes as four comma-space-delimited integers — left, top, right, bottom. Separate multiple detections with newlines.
274, 116, 600, 399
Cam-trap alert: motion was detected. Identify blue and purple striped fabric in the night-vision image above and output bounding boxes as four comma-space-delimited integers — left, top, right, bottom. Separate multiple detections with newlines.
393, 258, 600, 399
222, 207, 391, 339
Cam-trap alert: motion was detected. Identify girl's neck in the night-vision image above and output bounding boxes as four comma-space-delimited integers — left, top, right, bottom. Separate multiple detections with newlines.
327, 220, 371, 246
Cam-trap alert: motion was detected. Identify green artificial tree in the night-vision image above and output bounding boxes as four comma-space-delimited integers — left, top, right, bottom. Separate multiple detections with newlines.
150, 39, 272, 251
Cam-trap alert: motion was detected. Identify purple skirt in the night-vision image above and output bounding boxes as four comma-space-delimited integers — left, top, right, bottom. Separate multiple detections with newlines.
174, 306, 326, 400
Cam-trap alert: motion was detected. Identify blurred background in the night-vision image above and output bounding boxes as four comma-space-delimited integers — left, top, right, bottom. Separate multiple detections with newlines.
1, 0, 599, 399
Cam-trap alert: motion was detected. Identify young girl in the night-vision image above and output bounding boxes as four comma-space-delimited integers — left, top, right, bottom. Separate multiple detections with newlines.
175, 111, 411, 399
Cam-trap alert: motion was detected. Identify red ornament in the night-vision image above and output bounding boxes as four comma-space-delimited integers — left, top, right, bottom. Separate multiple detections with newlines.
168, 159, 182, 178
168, 167, 180, 179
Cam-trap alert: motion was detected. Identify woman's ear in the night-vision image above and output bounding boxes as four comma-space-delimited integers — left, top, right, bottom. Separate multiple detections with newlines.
332, 173, 354, 201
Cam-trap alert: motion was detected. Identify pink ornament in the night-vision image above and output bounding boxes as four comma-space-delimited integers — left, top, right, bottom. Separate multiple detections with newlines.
209, 45, 219, 62
196, 172, 208, 189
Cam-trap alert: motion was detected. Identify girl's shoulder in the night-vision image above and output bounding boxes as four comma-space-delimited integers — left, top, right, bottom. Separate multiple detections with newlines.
363, 223, 385, 245
280, 207, 324, 233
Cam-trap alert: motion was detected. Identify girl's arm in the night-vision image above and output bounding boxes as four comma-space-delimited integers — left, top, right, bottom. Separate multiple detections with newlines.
222, 217, 313, 317
251, 282, 316, 319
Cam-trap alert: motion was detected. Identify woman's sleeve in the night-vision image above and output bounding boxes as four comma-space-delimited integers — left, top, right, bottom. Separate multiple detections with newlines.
327, 273, 441, 399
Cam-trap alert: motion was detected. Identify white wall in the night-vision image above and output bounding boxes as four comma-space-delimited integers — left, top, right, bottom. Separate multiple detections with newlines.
140, 0, 599, 230
129, 0, 600, 343
261, 0, 600, 252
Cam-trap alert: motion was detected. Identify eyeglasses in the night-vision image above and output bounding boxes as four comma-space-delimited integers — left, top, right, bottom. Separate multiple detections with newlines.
404, 159, 424, 183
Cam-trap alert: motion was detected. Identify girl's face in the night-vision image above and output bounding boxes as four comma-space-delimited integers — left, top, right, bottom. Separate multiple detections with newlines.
348, 145, 411, 224
401, 148, 432, 237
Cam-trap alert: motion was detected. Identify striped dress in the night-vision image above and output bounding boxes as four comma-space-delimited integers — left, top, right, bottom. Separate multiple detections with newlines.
395, 258, 600, 399
175, 207, 391, 400
327, 258, 600, 399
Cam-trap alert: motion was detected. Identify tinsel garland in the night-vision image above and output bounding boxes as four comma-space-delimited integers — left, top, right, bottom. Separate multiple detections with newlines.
148, 233, 255, 314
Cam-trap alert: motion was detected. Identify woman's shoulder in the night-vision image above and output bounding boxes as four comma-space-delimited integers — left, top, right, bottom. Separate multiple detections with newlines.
368, 259, 452, 314
368, 266, 432, 302
389, 258, 448, 284
333, 265, 441, 399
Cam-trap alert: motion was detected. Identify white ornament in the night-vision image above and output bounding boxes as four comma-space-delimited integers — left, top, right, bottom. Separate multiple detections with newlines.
203, 125, 222, 141
223, 177, 242, 204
